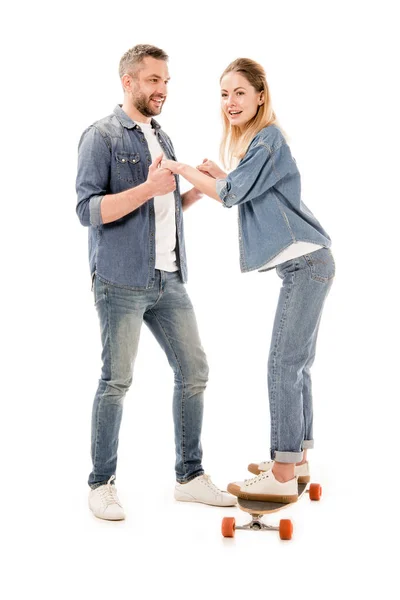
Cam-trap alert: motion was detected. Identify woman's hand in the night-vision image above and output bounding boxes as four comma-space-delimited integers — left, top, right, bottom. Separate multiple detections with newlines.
196, 159, 227, 179
161, 159, 183, 174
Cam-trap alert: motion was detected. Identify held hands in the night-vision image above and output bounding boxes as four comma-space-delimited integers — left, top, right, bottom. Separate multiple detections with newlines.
160, 158, 182, 174
147, 155, 176, 196
160, 158, 203, 205
160, 157, 226, 180
196, 159, 227, 179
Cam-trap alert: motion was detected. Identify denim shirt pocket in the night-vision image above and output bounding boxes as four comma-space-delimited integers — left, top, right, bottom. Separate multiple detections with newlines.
115, 151, 142, 184
304, 248, 335, 282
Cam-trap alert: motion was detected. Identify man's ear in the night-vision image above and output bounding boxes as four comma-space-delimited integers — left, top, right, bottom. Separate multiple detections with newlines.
121, 73, 133, 93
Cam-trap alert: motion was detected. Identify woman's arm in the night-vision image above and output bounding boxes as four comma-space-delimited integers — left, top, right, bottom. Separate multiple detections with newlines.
162, 159, 223, 203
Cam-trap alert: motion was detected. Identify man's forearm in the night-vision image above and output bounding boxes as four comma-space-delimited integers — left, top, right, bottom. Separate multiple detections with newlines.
181, 191, 194, 211
101, 181, 154, 224
181, 189, 201, 211
179, 165, 222, 202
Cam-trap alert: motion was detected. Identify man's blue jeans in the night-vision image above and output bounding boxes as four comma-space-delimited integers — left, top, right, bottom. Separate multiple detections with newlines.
268, 248, 335, 463
89, 270, 208, 488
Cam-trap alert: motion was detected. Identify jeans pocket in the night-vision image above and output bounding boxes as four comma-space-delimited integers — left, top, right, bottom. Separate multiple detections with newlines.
92, 273, 97, 304
304, 248, 335, 282
93, 274, 106, 305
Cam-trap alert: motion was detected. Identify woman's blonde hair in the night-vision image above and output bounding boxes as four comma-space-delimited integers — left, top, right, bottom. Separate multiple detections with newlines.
219, 58, 281, 169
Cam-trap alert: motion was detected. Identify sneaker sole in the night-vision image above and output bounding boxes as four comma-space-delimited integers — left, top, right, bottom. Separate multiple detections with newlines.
174, 492, 237, 507
247, 463, 311, 484
91, 512, 125, 521
89, 506, 125, 521
227, 483, 298, 504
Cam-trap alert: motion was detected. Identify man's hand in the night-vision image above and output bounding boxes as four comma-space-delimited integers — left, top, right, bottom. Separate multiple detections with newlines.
196, 159, 227, 179
147, 154, 176, 196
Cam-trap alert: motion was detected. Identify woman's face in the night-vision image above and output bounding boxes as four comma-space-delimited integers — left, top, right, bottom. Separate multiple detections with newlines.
220, 72, 263, 130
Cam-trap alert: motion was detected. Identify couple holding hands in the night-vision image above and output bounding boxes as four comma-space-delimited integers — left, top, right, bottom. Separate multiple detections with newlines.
76, 44, 334, 521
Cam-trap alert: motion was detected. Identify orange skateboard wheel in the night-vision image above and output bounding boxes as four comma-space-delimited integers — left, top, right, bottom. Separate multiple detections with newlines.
279, 519, 293, 540
221, 517, 236, 538
309, 483, 322, 501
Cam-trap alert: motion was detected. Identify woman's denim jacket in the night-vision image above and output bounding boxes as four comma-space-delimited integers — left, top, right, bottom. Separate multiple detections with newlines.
216, 125, 331, 272
76, 105, 187, 289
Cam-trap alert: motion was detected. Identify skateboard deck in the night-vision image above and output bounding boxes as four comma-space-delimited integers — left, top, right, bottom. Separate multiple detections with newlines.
222, 482, 321, 540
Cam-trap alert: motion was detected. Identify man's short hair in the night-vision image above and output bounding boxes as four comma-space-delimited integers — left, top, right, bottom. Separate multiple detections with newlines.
119, 44, 169, 78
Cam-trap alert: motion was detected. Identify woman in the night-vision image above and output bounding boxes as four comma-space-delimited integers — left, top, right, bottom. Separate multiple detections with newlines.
161, 58, 334, 503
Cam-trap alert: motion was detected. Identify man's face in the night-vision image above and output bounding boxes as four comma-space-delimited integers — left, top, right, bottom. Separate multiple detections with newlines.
127, 57, 170, 117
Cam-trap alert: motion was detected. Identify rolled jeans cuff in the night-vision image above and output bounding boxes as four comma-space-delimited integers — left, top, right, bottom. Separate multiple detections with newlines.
176, 468, 204, 484
90, 480, 113, 490
273, 450, 304, 463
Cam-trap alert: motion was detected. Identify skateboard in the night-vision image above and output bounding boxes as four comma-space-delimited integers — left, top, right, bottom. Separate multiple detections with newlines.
221, 482, 322, 540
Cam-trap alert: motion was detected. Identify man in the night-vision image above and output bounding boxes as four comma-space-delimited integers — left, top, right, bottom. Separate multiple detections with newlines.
76, 44, 235, 520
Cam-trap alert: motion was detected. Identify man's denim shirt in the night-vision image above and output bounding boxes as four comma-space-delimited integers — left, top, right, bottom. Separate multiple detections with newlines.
216, 125, 332, 272
76, 105, 187, 289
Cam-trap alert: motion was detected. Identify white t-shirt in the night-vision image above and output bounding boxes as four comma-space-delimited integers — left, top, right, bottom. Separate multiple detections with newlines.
259, 242, 323, 271
139, 121, 178, 272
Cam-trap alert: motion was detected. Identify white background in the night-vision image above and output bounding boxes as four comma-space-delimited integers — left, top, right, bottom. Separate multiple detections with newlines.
2, 0, 399, 597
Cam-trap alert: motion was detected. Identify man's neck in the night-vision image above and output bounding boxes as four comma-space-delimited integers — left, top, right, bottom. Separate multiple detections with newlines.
121, 101, 151, 124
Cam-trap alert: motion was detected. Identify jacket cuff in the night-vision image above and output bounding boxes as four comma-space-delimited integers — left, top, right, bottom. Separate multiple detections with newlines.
216, 178, 236, 208
89, 195, 104, 227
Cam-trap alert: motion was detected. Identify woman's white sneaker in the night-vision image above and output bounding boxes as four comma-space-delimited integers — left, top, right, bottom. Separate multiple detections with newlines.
89, 475, 125, 520
248, 460, 311, 483
174, 474, 237, 506
227, 470, 298, 503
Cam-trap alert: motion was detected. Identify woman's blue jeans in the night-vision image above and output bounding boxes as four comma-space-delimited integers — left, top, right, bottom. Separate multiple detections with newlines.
268, 248, 335, 463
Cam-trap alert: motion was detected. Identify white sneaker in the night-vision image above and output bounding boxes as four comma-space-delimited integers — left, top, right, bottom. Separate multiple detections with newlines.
89, 475, 125, 521
248, 460, 310, 483
174, 474, 237, 507
227, 470, 298, 503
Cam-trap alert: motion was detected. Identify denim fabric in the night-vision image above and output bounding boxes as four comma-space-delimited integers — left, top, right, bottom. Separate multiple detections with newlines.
76, 105, 187, 288
89, 270, 208, 487
216, 125, 332, 272
268, 248, 335, 462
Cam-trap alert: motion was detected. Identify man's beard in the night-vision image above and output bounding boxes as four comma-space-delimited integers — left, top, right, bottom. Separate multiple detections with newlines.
132, 91, 163, 117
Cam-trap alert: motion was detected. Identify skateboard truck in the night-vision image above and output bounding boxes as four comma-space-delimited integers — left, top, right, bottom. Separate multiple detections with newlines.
236, 514, 279, 532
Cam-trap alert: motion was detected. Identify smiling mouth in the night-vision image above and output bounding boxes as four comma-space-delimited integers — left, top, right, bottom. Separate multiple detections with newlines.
228, 110, 242, 116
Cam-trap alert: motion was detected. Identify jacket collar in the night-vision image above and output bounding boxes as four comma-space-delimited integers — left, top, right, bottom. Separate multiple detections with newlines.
113, 105, 161, 131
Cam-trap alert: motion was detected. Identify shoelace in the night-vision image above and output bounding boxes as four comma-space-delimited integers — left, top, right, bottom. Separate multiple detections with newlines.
244, 471, 297, 487
244, 471, 271, 486
99, 475, 121, 506
202, 474, 223, 495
